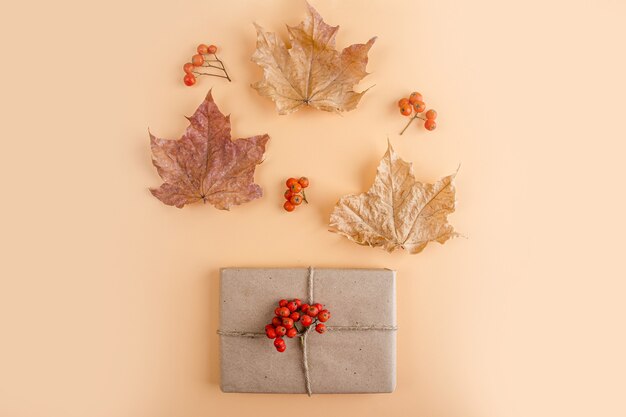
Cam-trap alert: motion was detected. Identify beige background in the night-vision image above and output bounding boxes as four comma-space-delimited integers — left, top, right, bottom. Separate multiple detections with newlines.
1, 0, 625, 416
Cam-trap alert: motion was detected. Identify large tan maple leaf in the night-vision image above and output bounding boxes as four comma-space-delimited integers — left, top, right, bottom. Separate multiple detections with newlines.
149, 90, 269, 210
251, 2, 376, 115
329, 142, 458, 254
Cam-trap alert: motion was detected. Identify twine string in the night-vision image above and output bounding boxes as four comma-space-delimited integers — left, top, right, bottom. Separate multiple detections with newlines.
325, 325, 398, 331
302, 266, 315, 396
216, 330, 265, 338
300, 325, 313, 396
307, 266, 314, 304
216, 329, 397, 338
216, 325, 397, 337
217, 267, 397, 396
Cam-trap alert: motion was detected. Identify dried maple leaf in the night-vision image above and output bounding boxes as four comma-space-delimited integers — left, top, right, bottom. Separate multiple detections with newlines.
251, 1, 376, 115
329, 142, 458, 254
149, 90, 269, 210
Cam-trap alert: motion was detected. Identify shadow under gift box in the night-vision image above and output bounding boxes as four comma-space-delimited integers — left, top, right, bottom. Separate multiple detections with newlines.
219, 268, 397, 394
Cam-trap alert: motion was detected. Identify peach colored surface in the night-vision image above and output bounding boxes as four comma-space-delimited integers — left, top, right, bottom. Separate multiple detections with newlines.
1, 0, 625, 416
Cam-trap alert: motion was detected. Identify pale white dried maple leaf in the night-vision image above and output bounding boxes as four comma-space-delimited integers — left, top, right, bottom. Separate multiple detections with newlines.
329, 142, 458, 254
251, 1, 376, 115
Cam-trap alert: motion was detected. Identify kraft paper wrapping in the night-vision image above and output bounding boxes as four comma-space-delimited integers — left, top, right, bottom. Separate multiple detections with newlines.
219, 268, 397, 394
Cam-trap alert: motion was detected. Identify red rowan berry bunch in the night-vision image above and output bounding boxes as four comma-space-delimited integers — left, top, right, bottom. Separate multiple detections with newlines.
265, 298, 331, 352
397, 91, 438, 134
182, 43, 231, 86
283, 177, 309, 212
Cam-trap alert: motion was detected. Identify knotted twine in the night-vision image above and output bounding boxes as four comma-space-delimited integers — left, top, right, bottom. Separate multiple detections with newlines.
217, 267, 398, 396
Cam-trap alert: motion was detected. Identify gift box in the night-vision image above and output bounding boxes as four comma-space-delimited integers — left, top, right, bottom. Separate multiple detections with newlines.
218, 267, 397, 394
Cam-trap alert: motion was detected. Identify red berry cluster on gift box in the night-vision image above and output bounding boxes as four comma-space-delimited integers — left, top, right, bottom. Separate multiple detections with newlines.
397, 91, 438, 134
182, 43, 231, 86
283, 177, 309, 212
265, 298, 331, 352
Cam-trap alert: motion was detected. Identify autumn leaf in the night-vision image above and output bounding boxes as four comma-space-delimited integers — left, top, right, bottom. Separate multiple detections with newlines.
251, 1, 376, 115
149, 90, 269, 210
329, 142, 458, 254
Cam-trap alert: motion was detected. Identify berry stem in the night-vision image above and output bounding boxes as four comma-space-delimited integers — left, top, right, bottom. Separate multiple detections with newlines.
293, 316, 318, 337
202, 53, 232, 82
302, 189, 308, 204
400, 114, 427, 135
192, 71, 230, 80
201, 63, 225, 70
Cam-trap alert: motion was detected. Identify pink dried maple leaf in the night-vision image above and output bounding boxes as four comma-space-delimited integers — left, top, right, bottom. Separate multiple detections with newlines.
149, 90, 269, 210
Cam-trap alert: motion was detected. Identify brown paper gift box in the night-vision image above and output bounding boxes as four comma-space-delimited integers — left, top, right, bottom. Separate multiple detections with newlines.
219, 267, 397, 394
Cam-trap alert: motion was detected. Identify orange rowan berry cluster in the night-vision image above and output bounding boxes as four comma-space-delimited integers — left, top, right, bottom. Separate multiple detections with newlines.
397, 91, 438, 134
182, 43, 231, 86
266, 299, 331, 352
283, 177, 309, 212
